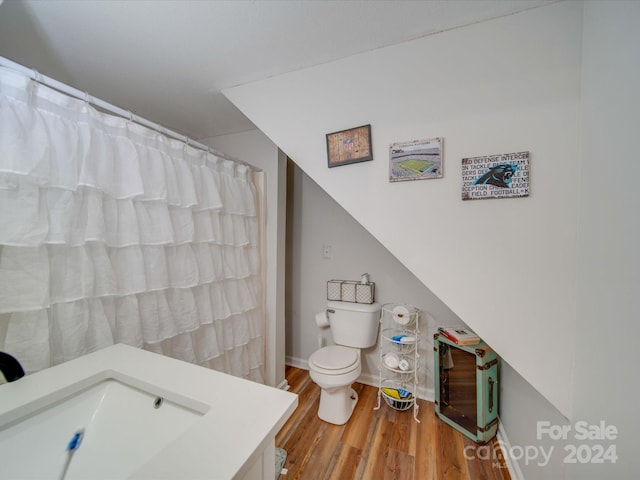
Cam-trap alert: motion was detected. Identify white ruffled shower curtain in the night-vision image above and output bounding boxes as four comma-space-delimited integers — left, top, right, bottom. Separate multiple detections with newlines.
0, 67, 264, 383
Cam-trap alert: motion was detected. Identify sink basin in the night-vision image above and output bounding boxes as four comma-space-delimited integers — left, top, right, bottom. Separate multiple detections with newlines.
0, 344, 298, 480
0, 376, 205, 479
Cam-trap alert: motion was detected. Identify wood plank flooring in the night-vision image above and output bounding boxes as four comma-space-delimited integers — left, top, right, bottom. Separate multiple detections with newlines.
276, 366, 511, 480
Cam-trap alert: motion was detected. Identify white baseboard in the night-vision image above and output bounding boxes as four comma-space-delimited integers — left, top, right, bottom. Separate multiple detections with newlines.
276, 378, 290, 391
497, 419, 525, 480
285, 358, 434, 402
285, 356, 308, 370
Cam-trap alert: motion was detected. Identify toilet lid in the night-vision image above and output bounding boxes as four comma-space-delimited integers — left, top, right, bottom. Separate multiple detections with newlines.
310, 345, 358, 370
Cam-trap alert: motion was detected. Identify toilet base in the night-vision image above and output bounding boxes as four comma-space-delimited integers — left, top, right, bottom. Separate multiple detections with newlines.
317, 386, 358, 425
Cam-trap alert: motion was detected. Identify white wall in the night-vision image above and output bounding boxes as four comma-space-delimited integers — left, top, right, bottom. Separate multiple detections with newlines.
570, 1, 640, 478
224, 1, 581, 417
499, 362, 570, 479
203, 130, 286, 388
497, 3, 640, 478
286, 161, 466, 396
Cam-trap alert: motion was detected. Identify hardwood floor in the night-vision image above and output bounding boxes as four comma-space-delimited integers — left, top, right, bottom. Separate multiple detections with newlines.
276, 366, 511, 480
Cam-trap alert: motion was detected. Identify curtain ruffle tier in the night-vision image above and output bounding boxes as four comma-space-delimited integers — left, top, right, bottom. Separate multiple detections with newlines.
0, 68, 263, 382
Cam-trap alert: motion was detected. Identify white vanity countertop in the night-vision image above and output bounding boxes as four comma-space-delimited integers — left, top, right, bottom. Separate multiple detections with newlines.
0, 344, 298, 479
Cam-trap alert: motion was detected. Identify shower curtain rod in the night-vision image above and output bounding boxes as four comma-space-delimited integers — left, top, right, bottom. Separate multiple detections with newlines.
0, 55, 261, 172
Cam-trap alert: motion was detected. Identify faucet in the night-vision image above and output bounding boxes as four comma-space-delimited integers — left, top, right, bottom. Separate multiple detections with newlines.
0, 351, 25, 383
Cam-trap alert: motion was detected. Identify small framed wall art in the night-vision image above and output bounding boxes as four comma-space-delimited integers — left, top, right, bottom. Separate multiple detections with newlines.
461, 151, 529, 200
389, 137, 443, 182
326, 124, 373, 168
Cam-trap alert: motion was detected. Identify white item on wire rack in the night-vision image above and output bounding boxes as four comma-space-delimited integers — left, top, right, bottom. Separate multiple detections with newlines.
392, 305, 410, 325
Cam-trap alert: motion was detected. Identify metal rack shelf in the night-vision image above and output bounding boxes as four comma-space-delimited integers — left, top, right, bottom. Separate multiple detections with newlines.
375, 303, 421, 422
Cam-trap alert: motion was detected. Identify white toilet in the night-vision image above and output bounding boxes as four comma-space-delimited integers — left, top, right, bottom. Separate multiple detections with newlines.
308, 300, 381, 425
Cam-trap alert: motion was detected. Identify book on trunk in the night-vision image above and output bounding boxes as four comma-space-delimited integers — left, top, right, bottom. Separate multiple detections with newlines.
437, 326, 480, 345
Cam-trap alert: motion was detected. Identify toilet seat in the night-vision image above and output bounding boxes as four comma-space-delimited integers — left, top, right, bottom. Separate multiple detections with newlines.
309, 345, 359, 376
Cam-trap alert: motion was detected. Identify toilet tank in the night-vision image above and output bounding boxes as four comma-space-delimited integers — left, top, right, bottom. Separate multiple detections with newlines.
327, 301, 381, 348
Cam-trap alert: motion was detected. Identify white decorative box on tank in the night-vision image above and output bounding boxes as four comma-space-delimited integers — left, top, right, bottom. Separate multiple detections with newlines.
326, 279, 375, 304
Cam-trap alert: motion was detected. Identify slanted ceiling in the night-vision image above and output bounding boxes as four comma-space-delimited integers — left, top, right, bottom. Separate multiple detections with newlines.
224, 1, 582, 417
0, 0, 553, 139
